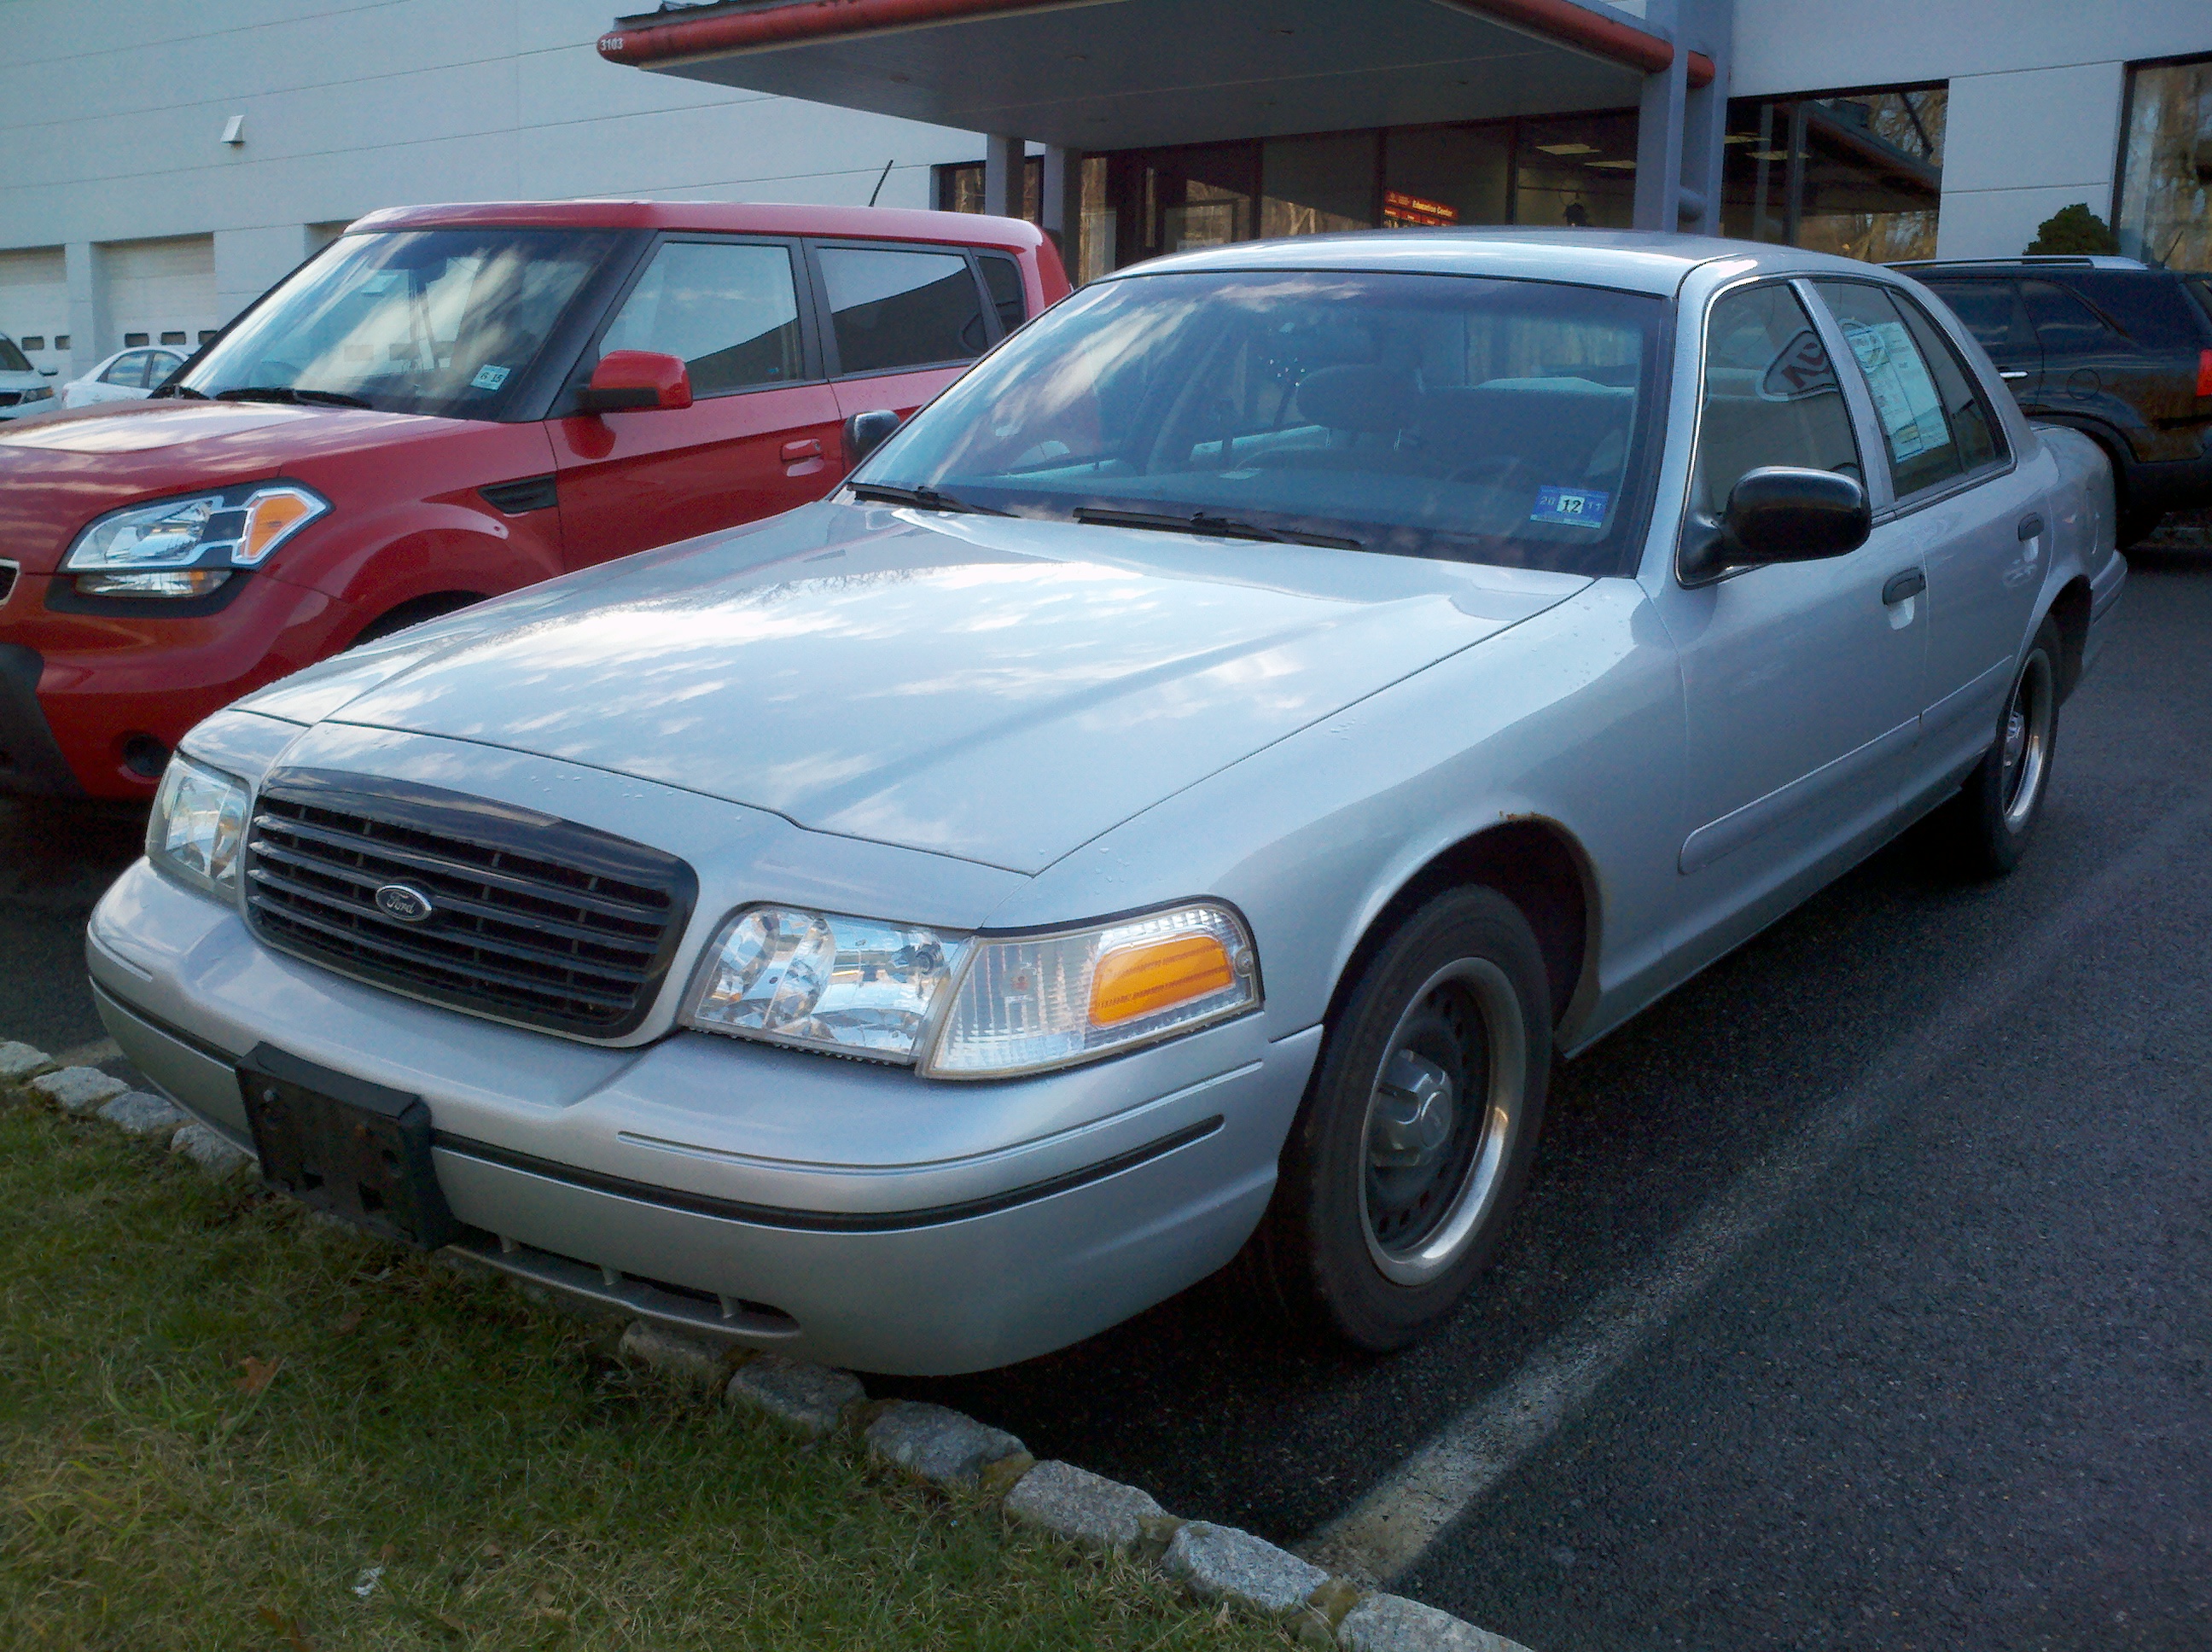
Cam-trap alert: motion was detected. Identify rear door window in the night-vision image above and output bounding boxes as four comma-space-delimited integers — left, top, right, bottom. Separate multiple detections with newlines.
1696, 282, 1864, 516
597, 240, 806, 396
1813, 280, 2003, 500
816, 245, 989, 375
976, 253, 1027, 334
2019, 280, 2128, 358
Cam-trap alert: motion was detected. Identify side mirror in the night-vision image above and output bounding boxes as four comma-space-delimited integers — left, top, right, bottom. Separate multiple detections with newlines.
844, 408, 901, 466
577, 350, 692, 414
1681, 466, 1871, 583
40, 367, 57, 377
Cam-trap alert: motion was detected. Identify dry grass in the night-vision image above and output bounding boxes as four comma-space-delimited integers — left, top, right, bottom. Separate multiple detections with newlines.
0, 1090, 1286, 1651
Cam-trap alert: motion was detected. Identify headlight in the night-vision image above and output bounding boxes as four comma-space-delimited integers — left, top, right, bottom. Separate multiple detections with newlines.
147, 753, 249, 899
684, 907, 967, 1062
20, 386, 51, 403
923, 902, 1258, 1079
62, 483, 327, 597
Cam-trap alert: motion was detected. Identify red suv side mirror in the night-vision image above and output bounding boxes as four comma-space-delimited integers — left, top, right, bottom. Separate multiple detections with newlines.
577, 350, 693, 414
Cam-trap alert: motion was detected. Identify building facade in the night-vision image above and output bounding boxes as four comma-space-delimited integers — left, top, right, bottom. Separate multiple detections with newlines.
3, 0, 2208, 384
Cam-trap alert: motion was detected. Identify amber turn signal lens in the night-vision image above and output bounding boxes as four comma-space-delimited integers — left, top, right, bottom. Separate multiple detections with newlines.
1089, 934, 1237, 1027
239, 491, 320, 564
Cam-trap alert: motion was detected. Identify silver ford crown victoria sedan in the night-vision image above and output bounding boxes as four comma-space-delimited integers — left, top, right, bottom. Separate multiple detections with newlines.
88, 231, 2124, 1375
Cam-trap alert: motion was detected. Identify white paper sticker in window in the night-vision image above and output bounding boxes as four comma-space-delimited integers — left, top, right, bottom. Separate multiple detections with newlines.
1840, 320, 1947, 462
471, 364, 511, 391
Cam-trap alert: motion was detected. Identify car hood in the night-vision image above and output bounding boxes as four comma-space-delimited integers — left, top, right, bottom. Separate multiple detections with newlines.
0, 398, 472, 572
240, 502, 1592, 874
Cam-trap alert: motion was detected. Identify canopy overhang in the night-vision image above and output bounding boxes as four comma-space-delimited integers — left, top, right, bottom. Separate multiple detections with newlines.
597, 0, 1716, 152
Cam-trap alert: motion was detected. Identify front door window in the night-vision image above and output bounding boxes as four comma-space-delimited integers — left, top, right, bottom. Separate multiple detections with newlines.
597, 241, 804, 395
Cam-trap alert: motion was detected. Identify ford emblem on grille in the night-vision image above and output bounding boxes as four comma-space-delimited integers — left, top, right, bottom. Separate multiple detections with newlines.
373, 883, 437, 924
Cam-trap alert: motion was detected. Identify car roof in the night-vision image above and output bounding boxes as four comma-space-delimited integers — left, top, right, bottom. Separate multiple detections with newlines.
1097, 229, 1892, 297
345, 199, 1049, 253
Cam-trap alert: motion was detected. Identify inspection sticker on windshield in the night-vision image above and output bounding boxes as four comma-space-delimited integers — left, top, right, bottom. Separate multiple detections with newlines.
470, 364, 511, 391
1530, 486, 1609, 527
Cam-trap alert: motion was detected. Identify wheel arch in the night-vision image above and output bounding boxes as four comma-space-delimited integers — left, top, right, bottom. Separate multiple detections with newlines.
345, 589, 489, 649
1324, 817, 1600, 1043
2043, 575, 2093, 701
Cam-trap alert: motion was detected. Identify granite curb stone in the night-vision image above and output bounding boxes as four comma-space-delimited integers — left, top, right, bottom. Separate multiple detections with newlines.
97, 1091, 189, 1137
618, 1321, 735, 1392
1003, 1458, 1167, 1555
169, 1121, 256, 1175
1337, 1592, 1539, 1651
865, 1399, 1028, 1491
1165, 1520, 1332, 1616
0, 1041, 54, 1083
32, 1066, 130, 1116
727, 1352, 865, 1436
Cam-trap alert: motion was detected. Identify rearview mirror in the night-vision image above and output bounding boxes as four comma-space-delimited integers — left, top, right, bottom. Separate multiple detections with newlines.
577, 350, 692, 414
844, 408, 901, 466
1681, 466, 1871, 583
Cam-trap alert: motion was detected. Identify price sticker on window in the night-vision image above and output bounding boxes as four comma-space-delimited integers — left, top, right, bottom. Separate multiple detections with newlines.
1530, 486, 1610, 527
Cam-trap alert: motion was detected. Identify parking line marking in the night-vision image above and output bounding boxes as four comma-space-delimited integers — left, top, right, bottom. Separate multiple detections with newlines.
1300, 787, 2212, 1585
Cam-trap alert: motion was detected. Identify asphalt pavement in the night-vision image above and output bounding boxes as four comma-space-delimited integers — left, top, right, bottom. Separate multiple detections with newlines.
3, 542, 2207, 1651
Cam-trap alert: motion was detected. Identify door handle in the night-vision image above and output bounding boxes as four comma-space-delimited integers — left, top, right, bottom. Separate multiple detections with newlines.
2017, 513, 2044, 541
2000, 369, 2029, 380
1882, 567, 1926, 605
781, 438, 824, 462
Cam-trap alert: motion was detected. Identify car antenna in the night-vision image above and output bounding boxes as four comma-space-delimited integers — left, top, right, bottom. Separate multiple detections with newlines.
867, 159, 895, 208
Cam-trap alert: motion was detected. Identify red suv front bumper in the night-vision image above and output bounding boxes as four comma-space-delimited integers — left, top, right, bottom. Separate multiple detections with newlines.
0, 568, 358, 799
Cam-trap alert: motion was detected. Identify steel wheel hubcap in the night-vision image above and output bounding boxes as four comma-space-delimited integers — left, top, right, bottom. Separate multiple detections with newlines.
1358, 957, 1525, 1288
1999, 651, 2053, 832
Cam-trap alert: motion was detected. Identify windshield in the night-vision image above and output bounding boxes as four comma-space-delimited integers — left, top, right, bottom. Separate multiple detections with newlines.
0, 337, 29, 374
859, 269, 1667, 575
180, 229, 617, 419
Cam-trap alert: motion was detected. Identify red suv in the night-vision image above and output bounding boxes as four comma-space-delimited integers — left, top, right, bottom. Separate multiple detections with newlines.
0, 201, 1066, 799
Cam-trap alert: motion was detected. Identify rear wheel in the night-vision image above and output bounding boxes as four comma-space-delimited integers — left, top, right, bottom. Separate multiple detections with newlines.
1940, 618, 2061, 878
1265, 887, 1550, 1352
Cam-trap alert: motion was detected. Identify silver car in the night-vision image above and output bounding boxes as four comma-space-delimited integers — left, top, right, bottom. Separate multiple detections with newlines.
88, 231, 2124, 1375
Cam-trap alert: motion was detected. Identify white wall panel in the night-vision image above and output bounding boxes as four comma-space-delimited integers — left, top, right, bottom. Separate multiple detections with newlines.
101, 234, 217, 349
0, 247, 69, 369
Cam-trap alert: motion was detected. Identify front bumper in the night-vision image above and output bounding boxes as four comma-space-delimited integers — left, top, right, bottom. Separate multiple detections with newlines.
88, 859, 1320, 1374
0, 569, 356, 799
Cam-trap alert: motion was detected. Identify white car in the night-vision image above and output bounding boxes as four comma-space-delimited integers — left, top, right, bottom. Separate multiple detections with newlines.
0, 334, 59, 421
59, 344, 193, 410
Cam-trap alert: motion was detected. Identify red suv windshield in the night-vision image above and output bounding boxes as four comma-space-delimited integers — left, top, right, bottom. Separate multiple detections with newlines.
179, 228, 617, 421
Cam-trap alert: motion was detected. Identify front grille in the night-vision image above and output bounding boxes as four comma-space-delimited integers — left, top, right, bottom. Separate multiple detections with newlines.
0, 392, 20, 408
244, 771, 697, 1038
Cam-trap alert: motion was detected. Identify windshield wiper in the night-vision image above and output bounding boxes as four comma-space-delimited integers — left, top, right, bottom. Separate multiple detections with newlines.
213, 386, 371, 410
148, 383, 208, 400
847, 481, 1008, 516
1072, 506, 1362, 551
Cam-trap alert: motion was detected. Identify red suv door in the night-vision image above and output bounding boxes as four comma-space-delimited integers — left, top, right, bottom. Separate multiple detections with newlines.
550, 236, 844, 568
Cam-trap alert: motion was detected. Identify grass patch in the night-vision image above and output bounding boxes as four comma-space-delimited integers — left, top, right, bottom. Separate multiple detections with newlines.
0, 1091, 1286, 1651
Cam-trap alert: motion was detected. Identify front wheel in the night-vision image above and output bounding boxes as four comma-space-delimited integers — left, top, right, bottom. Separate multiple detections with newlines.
1940, 618, 2061, 878
1265, 887, 1551, 1352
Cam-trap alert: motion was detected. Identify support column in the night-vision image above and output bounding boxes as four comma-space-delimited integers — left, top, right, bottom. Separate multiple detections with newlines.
983, 133, 1025, 220
1040, 146, 1084, 274
1632, 9, 1689, 231
63, 241, 106, 380
1679, 0, 1733, 235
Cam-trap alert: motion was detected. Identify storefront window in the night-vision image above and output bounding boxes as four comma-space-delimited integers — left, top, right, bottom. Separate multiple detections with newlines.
2116, 55, 2212, 270
1514, 113, 1640, 229
1260, 131, 1379, 238
1720, 86, 1945, 262
1383, 125, 1511, 229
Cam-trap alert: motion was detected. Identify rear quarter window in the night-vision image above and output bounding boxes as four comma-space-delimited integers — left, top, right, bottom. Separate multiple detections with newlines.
2065, 273, 2206, 349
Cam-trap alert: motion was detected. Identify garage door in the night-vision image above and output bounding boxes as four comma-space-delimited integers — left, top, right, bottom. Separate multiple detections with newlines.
104, 234, 217, 352
0, 247, 69, 375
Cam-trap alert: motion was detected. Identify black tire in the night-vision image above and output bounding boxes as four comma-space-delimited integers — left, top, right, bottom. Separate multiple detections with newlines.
2117, 506, 2163, 550
1939, 617, 2062, 879
1264, 886, 1551, 1352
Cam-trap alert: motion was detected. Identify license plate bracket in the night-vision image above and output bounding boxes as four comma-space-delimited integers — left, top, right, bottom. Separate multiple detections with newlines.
237, 1043, 459, 1250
